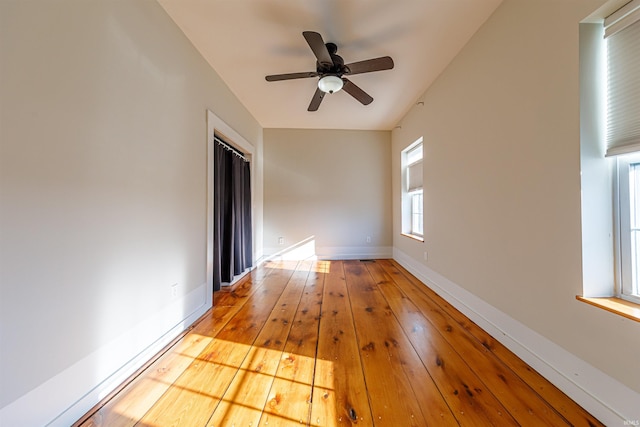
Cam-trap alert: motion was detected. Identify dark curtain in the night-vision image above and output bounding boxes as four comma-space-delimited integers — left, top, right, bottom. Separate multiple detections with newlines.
213, 141, 252, 291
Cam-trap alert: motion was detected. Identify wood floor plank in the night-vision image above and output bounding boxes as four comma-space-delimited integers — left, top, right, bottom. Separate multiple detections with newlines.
310, 260, 373, 426
207, 261, 311, 426
76, 259, 604, 427
351, 260, 517, 426
354, 262, 458, 426
259, 260, 325, 426
382, 259, 604, 427
137, 261, 299, 426
369, 260, 568, 426
343, 260, 432, 426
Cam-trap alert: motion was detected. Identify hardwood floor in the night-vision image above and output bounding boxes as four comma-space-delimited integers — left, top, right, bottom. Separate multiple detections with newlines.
76, 259, 602, 426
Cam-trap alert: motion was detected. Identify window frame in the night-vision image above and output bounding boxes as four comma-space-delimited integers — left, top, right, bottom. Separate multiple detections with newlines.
401, 138, 424, 240
577, 5, 640, 320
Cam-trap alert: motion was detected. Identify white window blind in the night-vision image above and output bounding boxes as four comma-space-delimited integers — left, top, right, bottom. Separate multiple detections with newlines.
407, 160, 423, 192
406, 143, 423, 192
605, 0, 640, 157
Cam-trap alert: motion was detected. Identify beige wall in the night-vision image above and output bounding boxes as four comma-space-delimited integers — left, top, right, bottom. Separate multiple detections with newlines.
392, 0, 640, 395
0, 0, 262, 417
264, 129, 391, 259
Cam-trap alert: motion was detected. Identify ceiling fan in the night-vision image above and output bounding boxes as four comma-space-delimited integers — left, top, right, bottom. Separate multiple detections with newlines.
265, 31, 394, 111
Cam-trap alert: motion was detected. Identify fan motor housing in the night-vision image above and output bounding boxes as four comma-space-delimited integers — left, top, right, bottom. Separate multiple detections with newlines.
317, 51, 346, 75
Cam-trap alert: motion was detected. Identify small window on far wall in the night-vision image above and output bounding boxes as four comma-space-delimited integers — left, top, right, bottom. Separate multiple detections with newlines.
402, 138, 424, 240
605, 1, 640, 303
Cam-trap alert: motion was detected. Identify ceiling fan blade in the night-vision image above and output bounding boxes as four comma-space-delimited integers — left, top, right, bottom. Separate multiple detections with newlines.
303, 31, 333, 68
308, 87, 326, 111
342, 78, 373, 105
266, 71, 318, 82
345, 56, 394, 75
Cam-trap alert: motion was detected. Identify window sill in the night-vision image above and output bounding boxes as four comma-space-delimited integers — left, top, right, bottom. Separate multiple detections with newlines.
576, 295, 640, 323
401, 233, 424, 242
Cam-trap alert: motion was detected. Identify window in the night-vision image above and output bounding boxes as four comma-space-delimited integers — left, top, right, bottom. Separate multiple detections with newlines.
616, 155, 640, 303
411, 192, 424, 236
402, 138, 423, 239
607, 1, 640, 303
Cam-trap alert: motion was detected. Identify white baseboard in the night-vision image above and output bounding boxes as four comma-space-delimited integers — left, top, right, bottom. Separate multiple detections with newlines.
262, 245, 392, 261
0, 283, 210, 427
393, 248, 640, 425
316, 246, 392, 260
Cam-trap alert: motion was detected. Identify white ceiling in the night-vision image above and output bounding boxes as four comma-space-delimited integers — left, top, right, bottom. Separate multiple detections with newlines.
158, 0, 503, 131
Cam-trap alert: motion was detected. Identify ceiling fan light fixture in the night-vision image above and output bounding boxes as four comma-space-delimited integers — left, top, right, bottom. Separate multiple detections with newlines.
318, 75, 343, 94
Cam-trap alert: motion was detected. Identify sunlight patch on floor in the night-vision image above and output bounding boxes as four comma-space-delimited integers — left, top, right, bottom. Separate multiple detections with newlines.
105, 337, 336, 427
